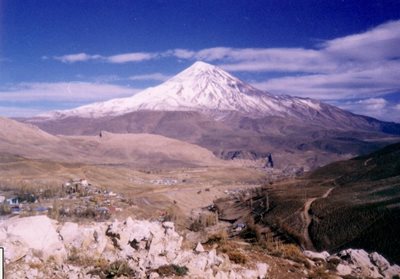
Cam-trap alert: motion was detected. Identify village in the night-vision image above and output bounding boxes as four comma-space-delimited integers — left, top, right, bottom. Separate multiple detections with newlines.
0, 179, 129, 221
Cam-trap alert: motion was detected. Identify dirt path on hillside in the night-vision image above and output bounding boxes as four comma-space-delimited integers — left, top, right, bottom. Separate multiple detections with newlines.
301, 187, 335, 250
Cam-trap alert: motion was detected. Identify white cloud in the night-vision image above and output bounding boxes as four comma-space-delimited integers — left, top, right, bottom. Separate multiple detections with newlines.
52, 52, 156, 64
184, 47, 335, 73
355, 98, 387, 110
251, 61, 400, 100
0, 82, 139, 103
106, 52, 156, 63
323, 20, 400, 61
0, 106, 46, 117
169, 49, 196, 59
128, 73, 171, 81
54, 53, 103, 63
336, 98, 400, 122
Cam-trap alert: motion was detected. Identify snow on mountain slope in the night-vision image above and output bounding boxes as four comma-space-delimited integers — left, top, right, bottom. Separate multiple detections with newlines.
40, 61, 323, 119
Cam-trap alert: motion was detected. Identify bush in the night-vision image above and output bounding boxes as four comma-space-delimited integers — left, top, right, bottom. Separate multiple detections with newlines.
205, 230, 228, 245
226, 250, 247, 264
189, 220, 204, 232
269, 243, 310, 268
0, 203, 11, 215
88, 260, 134, 278
189, 212, 218, 232
154, 264, 189, 277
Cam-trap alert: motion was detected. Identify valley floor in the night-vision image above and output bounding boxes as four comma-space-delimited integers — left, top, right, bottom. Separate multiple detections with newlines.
1, 153, 399, 278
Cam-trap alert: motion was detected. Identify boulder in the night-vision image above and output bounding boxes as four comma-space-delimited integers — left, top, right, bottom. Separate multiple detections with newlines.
59, 221, 108, 257
256, 262, 269, 278
336, 249, 385, 278
0, 215, 66, 263
383, 264, 400, 279
369, 252, 390, 272
214, 270, 229, 279
195, 242, 205, 253
303, 250, 330, 262
336, 263, 352, 276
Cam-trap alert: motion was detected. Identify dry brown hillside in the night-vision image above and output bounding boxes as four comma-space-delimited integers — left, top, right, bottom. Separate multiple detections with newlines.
0, 117, 224, 167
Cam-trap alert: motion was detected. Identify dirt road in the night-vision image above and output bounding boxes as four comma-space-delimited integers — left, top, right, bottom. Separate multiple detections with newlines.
301, 187, 334, 250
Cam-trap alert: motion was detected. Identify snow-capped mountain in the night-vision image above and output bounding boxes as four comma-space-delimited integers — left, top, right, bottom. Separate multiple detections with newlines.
26, 61, 400, 170
40, 61, 324, 119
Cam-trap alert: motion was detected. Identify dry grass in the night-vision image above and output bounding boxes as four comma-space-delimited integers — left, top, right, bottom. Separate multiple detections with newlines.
163, 205, 185, 224
205, 230, 229, 245
307, 266, 335, 279
189, 211, 218, 232
67, 247, 108, 270
0, 203, 11, 215
88, 260, 134, 279
227, 250, 247, 264
28, 262, 43, 270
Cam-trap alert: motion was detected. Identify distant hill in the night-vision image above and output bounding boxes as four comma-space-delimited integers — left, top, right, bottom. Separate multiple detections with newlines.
0, 116, 223, 168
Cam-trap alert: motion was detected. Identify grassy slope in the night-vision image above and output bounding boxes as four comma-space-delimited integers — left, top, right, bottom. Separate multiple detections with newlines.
308, 142, 400, 263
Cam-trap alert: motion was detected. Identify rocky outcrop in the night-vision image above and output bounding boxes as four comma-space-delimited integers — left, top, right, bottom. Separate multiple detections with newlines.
0, 216, 269, 279
0, 215, 66, 264
1, 215, 398, 279
303, 249, 400, 279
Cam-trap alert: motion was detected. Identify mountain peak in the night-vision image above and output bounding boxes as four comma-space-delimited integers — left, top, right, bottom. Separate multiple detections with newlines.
172, 61, 234, 82
39, 61, 323, 119
189, 61, 216, 70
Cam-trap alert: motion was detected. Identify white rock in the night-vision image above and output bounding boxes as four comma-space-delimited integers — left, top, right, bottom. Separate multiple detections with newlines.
336, 249, 381, 278
336, 263, 352, 276
195, 242, 205, 253
214, 270, 229, 279
303, 250, 330, 261
207, 249, 223, 267
162, 221, 175, 230
2, 235, 30, 263
369, 252, 390, 272
228, 270, 241, 279
240, 269, 259, 278
0, 227, 7, 242
59, 222, 108, 257
256, 262, 269, 278
1, 215, 66, 263
187, 253, 209, 272
384, 264, 400, 279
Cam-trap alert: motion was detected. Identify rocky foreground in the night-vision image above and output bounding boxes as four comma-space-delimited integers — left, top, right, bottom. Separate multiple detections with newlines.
0, 215, 399, 279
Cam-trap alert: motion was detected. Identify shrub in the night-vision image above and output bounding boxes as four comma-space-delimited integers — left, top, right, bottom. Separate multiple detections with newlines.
308, 266, 332, 279
189, 212, 218, 232
226, 250, 247, 264
88, 260, 134, 278
154, 264, 189, 277
47, 200, 60, 220
205, 230, 228, 245
270, 243, 310, 268
189, 220, 204, 232
0, 203, 11, 215
163, 205, 184, 224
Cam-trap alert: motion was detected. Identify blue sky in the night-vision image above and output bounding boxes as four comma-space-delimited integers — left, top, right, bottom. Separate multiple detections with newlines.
1, 0, 400, 122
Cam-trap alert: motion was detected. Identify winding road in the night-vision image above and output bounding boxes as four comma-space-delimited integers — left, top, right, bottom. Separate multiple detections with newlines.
301, 187, 335, 250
